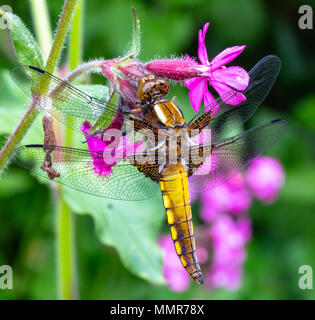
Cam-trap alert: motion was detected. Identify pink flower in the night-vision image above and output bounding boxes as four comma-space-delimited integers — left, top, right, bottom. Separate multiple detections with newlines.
200, 183, 231, 222
206, 215, 252, 291
210, 215, 251, 265
158, 235, 190, 292
200, 174, 252, 222
101, 23, 249, 116
81, 121, 144, 177
246, 156, 285, 205
206, 263, 243, 291
185, 23, 249, 113
227, 174, 252, 215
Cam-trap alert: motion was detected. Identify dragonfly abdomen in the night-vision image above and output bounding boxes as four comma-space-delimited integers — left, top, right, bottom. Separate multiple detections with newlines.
159, 164, 204, 284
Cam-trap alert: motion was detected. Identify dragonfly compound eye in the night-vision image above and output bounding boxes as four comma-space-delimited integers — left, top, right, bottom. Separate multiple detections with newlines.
138, 75, 169, 101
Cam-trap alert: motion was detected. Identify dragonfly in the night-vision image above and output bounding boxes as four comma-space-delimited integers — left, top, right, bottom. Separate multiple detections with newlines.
9, 55, 288, 284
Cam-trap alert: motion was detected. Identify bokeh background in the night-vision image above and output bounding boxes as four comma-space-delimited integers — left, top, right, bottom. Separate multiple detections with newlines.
0, 0, 315, 299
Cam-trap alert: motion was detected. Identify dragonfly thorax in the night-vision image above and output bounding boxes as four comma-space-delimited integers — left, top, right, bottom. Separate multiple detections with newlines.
150, 101, 186, 127
138, 75, 186, 128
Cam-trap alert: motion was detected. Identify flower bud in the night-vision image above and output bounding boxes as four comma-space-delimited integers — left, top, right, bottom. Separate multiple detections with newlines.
145, 58, 201, 81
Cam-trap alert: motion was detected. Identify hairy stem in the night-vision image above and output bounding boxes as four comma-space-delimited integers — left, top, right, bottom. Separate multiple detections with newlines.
65, 59, 103, 82
41, 0, 78, 94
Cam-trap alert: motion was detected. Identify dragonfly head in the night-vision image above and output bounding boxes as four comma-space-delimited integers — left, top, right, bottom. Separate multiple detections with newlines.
138, 75, 169, 102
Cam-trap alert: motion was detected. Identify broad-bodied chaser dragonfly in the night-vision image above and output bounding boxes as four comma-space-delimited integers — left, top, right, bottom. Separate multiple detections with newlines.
9, 55, 288, 284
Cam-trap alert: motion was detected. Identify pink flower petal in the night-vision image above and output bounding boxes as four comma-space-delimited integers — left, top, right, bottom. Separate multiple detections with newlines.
212, 66, 249, 91
198, 22, 210, 65
81, 121, 144, 177
212, 80, 247, 105
203, 81, 216, 108
237, 219, 252, 243
207, 263, 242, 291
204, 99, 220, 115
229, 188, 252, 214
200, 205, 220, 222
210, 45, 246, 70
81, 122, 112, 177
246, 156, 285, 204
185, 77, 206, 113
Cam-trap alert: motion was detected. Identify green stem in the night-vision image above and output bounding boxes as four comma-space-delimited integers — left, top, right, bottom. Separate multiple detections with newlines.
41, 0, 78, 94
51, 0, 80, 300
45, 0, 77, 75
54, 2, 85, 299
54, 187, 77, 300
66, 0, 84, 147
29, 0, 52, 59
0, 0, 77, 174
68, 0, 84, 71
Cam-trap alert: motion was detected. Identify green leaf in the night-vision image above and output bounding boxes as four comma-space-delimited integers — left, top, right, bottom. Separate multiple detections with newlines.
76, 84, 109, 101
0, 10, 44, 67
0, 70, 42, 142
0, 70, 41, 147
62, 187, 165, 285
0, 70, 26, 134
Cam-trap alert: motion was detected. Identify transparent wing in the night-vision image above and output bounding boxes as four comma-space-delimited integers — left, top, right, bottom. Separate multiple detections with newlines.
188, 118, 288, 193
189, 55, 281, 140
10, 144, 159, 200
10, 65, 162, 136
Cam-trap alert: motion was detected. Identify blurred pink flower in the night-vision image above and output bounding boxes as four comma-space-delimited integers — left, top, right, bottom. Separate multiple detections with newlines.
185, 23, 249, 113
207, 215, 251, 290
81, 121, 143, 177
200, 174, 252, 222
246, 156, 285, 204
200, 183, 230, 222
228, 174, 253, 214
158, 235, 190, 292
207, 263, 243, 291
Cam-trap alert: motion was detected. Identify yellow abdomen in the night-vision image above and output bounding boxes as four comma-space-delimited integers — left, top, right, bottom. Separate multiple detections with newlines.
160, 164, 204, 284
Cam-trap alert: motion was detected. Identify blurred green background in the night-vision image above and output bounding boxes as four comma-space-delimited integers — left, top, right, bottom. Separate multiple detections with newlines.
0, 0, 315, 299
